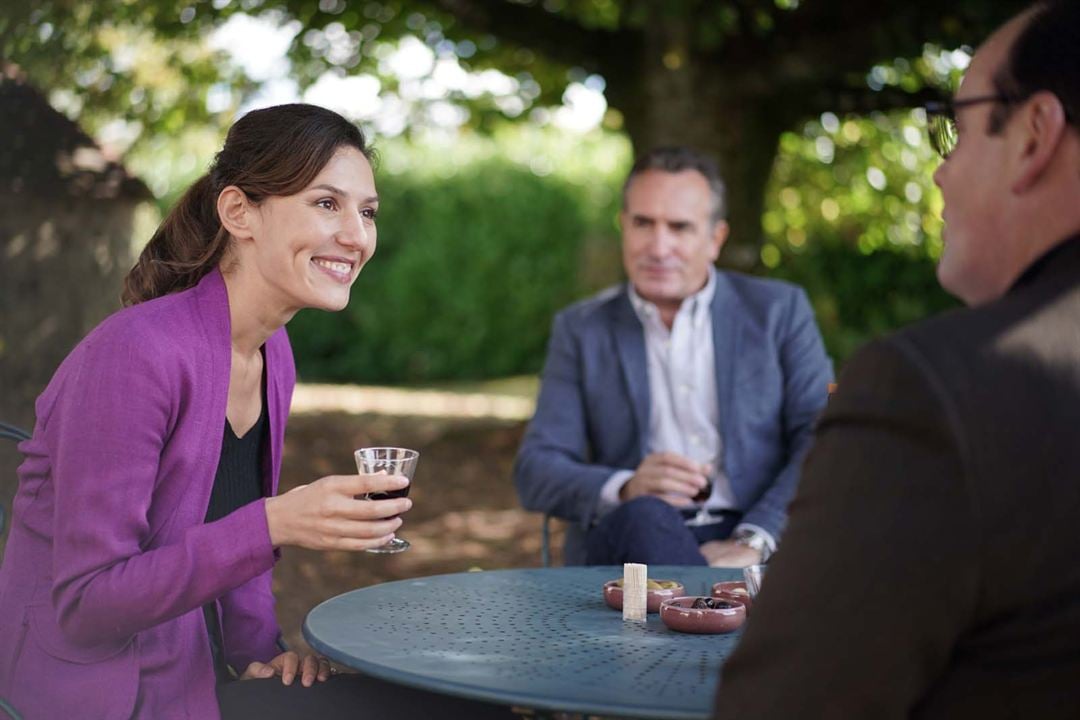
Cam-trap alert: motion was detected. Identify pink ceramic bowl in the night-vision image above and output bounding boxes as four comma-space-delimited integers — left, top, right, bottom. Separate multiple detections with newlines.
659, 596, 746, 634
603, 579, 686, 613
712, 580, 753, 612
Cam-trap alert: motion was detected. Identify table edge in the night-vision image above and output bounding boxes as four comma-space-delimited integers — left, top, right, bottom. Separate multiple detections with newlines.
302, 566, 735, 720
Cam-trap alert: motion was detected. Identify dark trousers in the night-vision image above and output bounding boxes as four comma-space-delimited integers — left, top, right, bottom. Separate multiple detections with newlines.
584, 496, 741, 565
217, 672, 518, 719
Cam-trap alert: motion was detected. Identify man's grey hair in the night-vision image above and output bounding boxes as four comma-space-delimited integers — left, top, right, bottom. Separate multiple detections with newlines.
622, 146, 727, 225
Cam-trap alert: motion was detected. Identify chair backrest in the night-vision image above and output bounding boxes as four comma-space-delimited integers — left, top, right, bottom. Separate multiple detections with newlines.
0, 426, 29, 720
540, 513, 569, 567
1, 421, 30, 537
0, 422, 30, 443
0, 697, 24, 720
541, 514, 553, 567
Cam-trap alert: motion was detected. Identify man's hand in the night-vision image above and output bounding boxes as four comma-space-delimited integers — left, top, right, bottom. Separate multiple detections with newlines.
700, 539, 762, 568
240, 651, 333, 687
619, 452, 710, 507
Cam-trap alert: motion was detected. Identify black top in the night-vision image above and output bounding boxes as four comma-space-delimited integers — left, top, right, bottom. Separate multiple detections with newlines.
204, 392, 268, 683
205, 412, 267, 523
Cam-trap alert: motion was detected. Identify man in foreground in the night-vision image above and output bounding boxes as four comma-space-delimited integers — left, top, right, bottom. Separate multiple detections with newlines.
715, 2, 1080, 716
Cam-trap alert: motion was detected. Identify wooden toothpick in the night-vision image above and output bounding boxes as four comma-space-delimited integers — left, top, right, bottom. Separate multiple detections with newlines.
623, 563, 647, 622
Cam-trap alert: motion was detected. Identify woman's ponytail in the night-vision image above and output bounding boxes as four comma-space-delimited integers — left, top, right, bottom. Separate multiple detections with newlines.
121, 174, 229, 306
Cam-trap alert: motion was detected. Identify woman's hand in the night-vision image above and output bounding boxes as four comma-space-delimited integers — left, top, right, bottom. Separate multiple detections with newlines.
240, 651, 333, 687
264, 473, 412, 550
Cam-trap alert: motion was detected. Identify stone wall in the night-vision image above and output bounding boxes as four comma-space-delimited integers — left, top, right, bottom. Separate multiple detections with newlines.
0, 196, 138, 544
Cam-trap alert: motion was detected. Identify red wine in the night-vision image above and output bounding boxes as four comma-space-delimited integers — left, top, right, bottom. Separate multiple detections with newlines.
367, 486, 410, 500
692, 480, 713, 503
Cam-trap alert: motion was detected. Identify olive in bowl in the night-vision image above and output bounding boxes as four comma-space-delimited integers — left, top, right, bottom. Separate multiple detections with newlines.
659, 596, 746, 634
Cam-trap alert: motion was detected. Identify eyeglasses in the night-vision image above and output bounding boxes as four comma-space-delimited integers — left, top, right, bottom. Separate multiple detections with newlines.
924, 95, 1013, 159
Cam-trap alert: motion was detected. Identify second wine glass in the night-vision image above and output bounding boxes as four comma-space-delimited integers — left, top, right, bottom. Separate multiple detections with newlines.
684, 475, 715, 527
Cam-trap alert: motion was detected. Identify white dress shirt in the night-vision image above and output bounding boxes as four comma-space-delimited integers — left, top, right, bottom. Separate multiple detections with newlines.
597, 268, 776, 549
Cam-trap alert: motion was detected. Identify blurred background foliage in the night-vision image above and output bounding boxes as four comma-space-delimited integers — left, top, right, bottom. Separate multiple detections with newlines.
4, 0, 1025, 259
763, 104, 960, 364
291, 103, 956, 383
3, 1, 1012, 383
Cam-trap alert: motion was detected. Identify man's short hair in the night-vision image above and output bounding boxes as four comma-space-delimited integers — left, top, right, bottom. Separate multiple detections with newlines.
990, 0, 1079, 133
622, 146, 727, 224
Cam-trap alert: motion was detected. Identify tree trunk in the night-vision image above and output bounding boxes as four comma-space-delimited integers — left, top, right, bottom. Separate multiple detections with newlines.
605, 8, 791, 272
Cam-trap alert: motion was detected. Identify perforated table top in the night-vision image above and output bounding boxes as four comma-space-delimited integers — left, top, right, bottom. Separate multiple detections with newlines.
303, 565, 745, 719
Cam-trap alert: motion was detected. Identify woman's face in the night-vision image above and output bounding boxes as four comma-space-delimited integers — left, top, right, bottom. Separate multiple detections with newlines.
246, 146, 378, 314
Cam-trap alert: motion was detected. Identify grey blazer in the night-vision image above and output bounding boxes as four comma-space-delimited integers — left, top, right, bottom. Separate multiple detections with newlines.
514, 270, 833, 564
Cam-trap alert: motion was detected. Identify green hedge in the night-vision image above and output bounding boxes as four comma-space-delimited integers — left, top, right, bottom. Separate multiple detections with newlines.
766, 242, 958, 365
287, 161, 588, 383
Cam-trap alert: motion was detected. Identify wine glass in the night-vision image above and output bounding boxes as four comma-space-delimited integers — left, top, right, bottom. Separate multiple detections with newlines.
684, 474, 715, 527
743, 564, 767, 598
354, 447, 419, 554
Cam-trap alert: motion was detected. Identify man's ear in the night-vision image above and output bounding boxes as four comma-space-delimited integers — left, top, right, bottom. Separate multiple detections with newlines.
709, 220, 730, 261
1012, 91, 1068, 194
217, 185, 255, 241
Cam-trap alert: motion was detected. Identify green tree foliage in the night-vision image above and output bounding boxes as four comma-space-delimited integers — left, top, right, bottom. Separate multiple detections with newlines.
1, 4, 251, 148
227, 0, 1028, 267
761, 105, 959, 363
4, 0, 1030, 264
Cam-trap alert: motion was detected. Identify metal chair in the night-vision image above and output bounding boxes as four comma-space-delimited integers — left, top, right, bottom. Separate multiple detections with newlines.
541, 514, 553, 567
0, 698, 22, 720
540, 513, 570, 567
1, 422, 30, 537
0, 422, 30, 443
0, 423, 27, 718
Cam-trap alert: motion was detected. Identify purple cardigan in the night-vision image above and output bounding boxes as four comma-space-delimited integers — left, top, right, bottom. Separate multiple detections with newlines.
0, 269, 294, 719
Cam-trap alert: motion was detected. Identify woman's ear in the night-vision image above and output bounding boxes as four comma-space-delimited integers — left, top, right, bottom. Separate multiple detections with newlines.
217, 185, 255, 240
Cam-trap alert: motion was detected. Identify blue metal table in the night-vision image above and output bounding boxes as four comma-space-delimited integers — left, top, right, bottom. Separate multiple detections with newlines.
303, 565, 744, 719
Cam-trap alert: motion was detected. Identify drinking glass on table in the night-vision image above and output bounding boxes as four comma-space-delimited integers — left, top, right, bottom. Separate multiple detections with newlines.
743, 563, 767, 598
354, 447, 419, 554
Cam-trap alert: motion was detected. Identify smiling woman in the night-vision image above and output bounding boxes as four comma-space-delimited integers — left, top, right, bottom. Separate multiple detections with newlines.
0, 104, 513, 720
215, 147, 378, 317
122, 104, 377, 311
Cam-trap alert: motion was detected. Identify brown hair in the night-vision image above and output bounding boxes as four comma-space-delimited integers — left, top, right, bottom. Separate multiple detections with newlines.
122, 103, 373, 305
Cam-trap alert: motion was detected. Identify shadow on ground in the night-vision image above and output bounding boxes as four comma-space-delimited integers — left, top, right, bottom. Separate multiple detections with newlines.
275, 411, 565, 652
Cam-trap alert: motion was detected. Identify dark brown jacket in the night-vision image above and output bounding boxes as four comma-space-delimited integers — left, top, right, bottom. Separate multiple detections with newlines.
714, 236, 1080, 720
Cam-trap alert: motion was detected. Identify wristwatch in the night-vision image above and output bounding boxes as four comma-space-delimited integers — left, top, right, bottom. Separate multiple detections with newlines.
732, 529, 772, 562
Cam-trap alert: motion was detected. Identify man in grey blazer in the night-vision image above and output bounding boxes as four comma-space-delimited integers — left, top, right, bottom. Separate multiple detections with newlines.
714, 2, 1080, 717
514, 147, 833, 566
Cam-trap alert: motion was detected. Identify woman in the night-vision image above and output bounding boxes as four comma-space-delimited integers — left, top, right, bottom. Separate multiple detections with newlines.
0, 104, 509, 719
